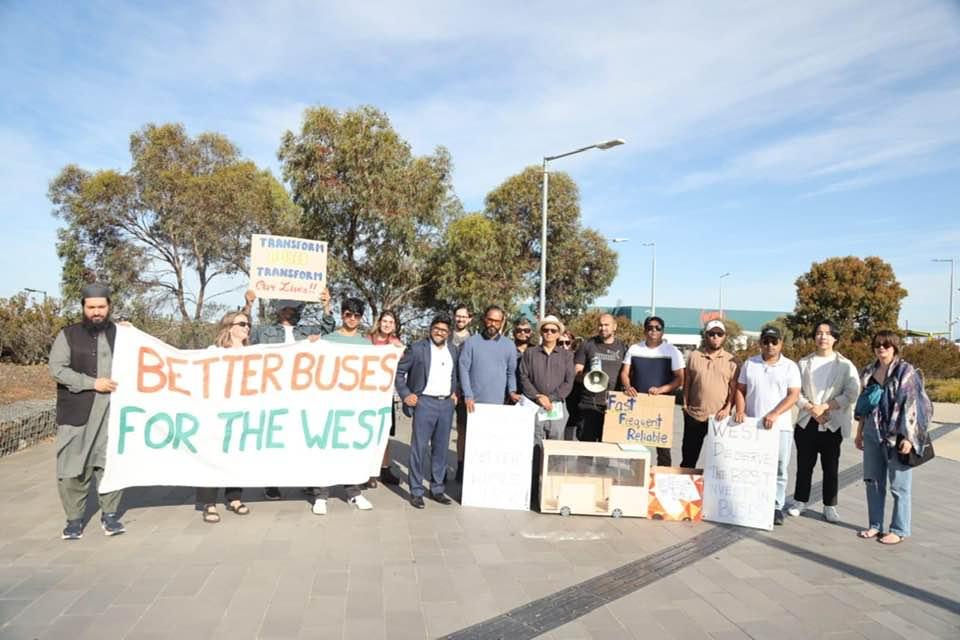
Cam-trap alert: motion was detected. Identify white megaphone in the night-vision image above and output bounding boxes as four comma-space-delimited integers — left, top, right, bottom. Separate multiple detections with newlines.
583, 356, 609, 393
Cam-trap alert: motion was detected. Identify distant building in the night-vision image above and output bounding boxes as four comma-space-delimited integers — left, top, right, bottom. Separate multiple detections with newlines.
601, 305, 786, 348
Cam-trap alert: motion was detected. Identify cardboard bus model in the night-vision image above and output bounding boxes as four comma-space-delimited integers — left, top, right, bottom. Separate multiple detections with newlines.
540, 440, 652, 518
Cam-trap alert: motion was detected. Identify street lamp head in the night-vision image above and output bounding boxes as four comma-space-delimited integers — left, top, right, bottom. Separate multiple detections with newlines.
641, 241, 655, 247
720, 272, 731, 279
595, 138, 625, 150
609, 237, 629, 243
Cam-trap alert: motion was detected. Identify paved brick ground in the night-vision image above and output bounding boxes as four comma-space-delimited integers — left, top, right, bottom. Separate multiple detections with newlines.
1, 405, 958, 639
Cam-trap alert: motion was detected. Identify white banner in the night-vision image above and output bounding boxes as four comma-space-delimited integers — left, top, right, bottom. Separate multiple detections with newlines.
461, 403, 535, 511
702, 417, 778, 531
249, 233, 327, 302
100, 325, 398, 492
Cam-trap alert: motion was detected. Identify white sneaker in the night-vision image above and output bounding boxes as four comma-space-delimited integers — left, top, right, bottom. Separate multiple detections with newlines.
787, 501, 805, 517
311, 498, 327, 515
350, 495, 373, 511
823, 505, 840, 523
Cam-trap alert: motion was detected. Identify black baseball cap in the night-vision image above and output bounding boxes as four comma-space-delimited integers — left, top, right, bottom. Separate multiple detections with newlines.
760, 326, 782, 341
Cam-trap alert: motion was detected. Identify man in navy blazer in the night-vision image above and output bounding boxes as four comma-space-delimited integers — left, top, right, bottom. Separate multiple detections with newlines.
395, 314, 459, 509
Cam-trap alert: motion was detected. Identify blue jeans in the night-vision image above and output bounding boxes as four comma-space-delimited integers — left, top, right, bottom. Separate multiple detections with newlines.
862, 423, 912, 537
775, 430, 793, 510
408, 396, 455, 498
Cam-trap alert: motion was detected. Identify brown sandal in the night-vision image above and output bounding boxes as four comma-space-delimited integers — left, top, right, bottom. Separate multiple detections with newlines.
878, 533, 903, 545
202, 505, 221, 523
226, 501, 250, 516
857, 528, 879, 539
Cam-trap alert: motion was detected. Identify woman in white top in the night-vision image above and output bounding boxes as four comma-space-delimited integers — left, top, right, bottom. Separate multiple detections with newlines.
787, 320, 860, 522
196, 311, 252, 523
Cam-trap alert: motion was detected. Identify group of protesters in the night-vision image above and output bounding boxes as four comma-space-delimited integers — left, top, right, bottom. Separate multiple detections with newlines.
50, 283, 933, 545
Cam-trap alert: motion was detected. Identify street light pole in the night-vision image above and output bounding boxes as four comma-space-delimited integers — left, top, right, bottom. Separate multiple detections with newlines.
23, 288, 48, 303
641, 242, 656, 315
539, 138, 625, 318
933, 258, 955, 340
719, 272, 731, 318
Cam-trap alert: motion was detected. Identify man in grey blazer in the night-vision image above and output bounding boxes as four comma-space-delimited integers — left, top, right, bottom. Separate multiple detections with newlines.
395, 314, 459, 509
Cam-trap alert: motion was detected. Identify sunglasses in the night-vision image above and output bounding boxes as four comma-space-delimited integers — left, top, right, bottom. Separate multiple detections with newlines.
645, 325, 663, 332
873, 342, 893, 350
515, 327, 532, 333
558, 340, 571, 346
706, 331, 725, 338
541, 327, 559, 334
761, 338, 780, 345
232, 321, 250, 328
342, 311, 362, 319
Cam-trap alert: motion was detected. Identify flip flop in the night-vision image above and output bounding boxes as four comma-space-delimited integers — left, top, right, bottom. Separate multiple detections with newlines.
878, 533, 903, 545
857, 528, 879, 539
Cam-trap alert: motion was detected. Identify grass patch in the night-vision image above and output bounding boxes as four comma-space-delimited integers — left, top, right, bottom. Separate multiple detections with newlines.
926, 378, 960, 403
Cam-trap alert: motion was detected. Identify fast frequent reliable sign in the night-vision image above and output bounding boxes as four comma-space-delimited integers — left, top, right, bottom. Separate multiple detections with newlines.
249, 233, 328, 302
99, 325, 398, 492
601, 391, 675, 448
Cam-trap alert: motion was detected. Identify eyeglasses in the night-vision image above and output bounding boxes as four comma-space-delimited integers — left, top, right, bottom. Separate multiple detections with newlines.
541, 327, 559, 334
645, 325, 663, 332
342, 311, 361, 319
232, 321, 250, 328
515, 327, 532, 334
706, 331, 725, 338
454, 315, 471, 320
761, 338, 780, 345
432, 326, 450, 334
558, 340, 571, 346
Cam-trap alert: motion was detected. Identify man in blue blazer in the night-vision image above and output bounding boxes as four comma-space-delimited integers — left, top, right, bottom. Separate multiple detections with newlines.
395, 314, 459, 509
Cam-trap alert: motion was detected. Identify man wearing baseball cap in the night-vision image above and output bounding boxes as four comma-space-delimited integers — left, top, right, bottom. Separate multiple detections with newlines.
734, 325, 801, 526
520, 315, 576, 508
681, 320, 740, 468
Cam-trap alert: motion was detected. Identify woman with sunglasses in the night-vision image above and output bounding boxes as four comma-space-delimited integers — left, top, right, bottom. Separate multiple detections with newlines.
196, 310, 252, 523
854, 331, 933, 545
367, 310, 404, 488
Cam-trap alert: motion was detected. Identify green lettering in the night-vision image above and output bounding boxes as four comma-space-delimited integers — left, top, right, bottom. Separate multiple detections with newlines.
174, 413, 199, 453
302, 409, 334, 448
375, 406, 391, 444
354, 410, 376, 449
144, 412, 175, 449
218, 411, 245, 453
266, 409, 287, 449
239, 411, 265, 452
331, 410, 354, 449
118, 406, 144, 454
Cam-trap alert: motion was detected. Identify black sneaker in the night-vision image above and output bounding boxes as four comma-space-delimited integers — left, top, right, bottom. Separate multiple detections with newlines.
61, 520, 83, 540
773, 509, 785, 526
410, 495, 425, 509
264, 487, 282, 500
380, 466, 401, 485
101, 513, 126, 536
429, 493, 452, 506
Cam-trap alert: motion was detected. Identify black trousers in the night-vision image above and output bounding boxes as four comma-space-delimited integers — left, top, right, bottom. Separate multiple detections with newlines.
793, 420, 842, 506
680, 414, 708, 469
578, 407, 605, 442
196, 487, 242, 505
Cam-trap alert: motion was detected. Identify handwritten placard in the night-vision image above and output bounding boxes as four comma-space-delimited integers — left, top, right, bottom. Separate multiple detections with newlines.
100, 325, 397, 492
249, 233, 327, 302
462, 404, 535, 511
648, 467, 704, 521
701, 417, 778, 531
601, 391, 675, 448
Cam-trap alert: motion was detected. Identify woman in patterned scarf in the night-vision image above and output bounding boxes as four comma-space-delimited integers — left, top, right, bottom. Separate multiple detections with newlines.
853, 330, 933, 545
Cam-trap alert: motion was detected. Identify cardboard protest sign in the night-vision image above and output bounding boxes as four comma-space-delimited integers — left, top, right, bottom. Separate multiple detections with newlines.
602, 391, 675, 448
461, 403, 535, 511
100, 325, 397, 492
648, 466, 704, 521
701, 417, 778, 531
249, 233, 327, 302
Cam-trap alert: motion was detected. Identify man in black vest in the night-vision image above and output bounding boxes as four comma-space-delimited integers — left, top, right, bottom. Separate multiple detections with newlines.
49, 283, 124, 539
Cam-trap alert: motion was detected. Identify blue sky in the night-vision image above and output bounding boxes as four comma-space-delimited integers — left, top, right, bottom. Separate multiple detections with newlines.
2, 1, 959, 336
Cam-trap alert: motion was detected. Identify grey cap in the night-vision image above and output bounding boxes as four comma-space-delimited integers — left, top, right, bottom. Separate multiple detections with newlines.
80, 282, 111, 300
272, 299, 305, 313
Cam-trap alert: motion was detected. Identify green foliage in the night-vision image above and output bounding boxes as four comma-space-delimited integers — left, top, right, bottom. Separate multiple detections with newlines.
926, 379, 960, 403
279, 105, 458, 323
0, 294, 72, 364
787, 256, 907, 342
482, 167, 618, 317
49, 123, 299, 320
567, 310, 645, 345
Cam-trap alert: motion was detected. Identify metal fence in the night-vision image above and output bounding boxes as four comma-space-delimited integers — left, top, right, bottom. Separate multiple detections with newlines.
0, 400, 57, 457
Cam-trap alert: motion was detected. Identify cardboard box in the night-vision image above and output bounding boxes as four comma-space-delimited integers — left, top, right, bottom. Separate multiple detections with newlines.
540, 440, 652, 518
647, 466, 704, 521
602, 392, 675, 448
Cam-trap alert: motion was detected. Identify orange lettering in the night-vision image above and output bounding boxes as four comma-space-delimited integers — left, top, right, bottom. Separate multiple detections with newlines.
137, 347, 166, 393
359, 355, 379, 391
261, 353, 283, 393
291, 352, 314, 390
240, 354, 263, 397
379, 353, 399, 391
316, 355, 341, 390
193, 357, 220, 399
221, 355, 244, 399
336, 355, 358, 391
166, 357, 190, 396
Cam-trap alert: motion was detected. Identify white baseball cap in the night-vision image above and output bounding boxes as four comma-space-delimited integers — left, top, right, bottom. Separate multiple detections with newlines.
704, 320, 726, 332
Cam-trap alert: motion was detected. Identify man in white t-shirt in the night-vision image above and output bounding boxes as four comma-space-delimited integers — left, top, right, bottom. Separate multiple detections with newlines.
621, 315, 685, 466
734, 326, 801, 526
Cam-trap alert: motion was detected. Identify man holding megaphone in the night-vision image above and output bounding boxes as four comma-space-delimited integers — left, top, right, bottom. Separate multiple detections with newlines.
574, 314, 627, 442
